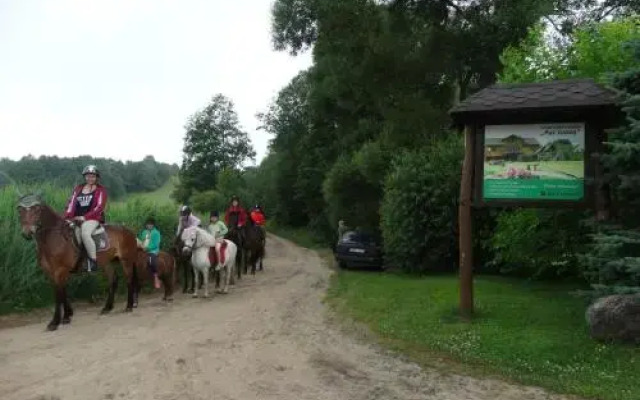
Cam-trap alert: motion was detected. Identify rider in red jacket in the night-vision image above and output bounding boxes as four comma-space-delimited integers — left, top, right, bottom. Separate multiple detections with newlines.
63, 165, 108, 272
224, 195, 248, 228
250, 205, 266, 226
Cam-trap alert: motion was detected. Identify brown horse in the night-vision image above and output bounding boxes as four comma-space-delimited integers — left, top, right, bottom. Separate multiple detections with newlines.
133, 249, 177, 306
16, 193, 139, 331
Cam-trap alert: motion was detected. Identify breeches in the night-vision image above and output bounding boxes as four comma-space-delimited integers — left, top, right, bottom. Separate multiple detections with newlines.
75, 220, 100, 259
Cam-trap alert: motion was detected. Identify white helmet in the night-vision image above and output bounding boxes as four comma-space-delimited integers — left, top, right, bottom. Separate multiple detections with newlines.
82, 164, 100, 177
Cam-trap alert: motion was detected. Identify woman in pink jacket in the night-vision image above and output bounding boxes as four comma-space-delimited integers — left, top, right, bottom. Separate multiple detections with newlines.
63, 164, 108, 272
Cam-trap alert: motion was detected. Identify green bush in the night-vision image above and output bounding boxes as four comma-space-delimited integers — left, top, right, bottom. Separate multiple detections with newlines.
0, 184, 178, 314
488, 209, 588, 280
380, 134, 463, 272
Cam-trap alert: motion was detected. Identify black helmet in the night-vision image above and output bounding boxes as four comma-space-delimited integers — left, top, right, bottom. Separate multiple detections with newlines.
145, 216, 156, 225
180, 205, 191, 216
231, 195, 239, 202
210, 210, 219, 218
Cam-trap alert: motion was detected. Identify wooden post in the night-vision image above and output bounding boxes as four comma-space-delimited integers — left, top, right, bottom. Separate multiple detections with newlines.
459, 125, 475, 319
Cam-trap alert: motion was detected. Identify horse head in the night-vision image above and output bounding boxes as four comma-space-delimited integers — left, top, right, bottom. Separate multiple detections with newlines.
180, 226, 199, 257
16, 192, 45, 240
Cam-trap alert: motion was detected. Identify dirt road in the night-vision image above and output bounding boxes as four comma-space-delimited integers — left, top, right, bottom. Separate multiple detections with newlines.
0, 234, 574, 400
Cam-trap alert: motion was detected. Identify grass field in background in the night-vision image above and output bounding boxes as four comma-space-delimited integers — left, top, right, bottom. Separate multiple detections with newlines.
484, 161, 584, 178
123, 175, 178, 206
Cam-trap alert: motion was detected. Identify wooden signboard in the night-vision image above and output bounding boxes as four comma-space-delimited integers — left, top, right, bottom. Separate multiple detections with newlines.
448, 79, 623, 319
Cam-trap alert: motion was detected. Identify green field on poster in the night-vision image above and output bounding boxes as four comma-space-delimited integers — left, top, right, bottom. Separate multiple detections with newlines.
483, 123, 585, 201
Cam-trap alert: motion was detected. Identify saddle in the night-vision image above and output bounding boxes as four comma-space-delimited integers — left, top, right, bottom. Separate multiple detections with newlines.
208, 240, 228, 267
70, 223, 111, 254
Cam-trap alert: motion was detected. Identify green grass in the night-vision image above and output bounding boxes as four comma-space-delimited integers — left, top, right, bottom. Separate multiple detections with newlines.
124, 175, 177, 206
326, 271, 640, 400
484, 161, 584, 178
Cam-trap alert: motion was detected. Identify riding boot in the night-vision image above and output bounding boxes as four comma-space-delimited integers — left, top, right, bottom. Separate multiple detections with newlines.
86, 258, 98, 272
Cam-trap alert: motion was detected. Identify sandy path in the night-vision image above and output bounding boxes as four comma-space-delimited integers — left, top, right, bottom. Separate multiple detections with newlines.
0, 234, 575, 400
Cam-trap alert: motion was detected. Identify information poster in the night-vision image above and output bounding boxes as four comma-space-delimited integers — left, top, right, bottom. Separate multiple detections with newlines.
483, 123, 585, 201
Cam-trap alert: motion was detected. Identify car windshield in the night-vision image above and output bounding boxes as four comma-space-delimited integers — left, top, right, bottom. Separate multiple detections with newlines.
342, 231, 378, 243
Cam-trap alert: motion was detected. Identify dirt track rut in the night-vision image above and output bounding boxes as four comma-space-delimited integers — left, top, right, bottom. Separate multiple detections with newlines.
0, 234, 575, 400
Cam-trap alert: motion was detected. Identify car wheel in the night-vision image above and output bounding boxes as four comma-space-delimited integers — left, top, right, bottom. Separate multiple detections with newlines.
338, 261, 348, 269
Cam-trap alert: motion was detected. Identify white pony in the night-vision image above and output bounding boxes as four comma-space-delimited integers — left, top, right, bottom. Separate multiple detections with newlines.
180, 226, 237, 297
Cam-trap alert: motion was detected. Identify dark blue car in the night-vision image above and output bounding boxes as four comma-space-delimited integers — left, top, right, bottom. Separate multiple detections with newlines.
333, 230, 384, 269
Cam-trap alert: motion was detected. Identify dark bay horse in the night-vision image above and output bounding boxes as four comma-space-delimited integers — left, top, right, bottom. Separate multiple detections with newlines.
243, 222, 265, 275
16, 193, 139, 331
171, 235, 196, 293
226, 223, 264, 276
133, 249, 177, 306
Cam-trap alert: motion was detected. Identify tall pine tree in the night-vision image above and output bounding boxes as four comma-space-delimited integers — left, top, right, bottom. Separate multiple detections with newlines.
579, 39, 640, 296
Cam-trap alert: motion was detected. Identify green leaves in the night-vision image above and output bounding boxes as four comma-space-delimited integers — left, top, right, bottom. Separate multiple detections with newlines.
180, 94, 256, 194
381, 133, 464, 272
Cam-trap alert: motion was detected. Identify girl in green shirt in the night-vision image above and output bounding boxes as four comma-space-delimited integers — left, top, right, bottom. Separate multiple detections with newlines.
207, 211, 228, 269
137, 217, 162, 289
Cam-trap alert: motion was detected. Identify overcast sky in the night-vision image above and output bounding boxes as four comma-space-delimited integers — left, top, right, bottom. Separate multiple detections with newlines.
0, 0, 312, 166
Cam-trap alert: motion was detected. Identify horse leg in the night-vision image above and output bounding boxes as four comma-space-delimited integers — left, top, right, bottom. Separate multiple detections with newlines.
47, 285, 64, 331
62, 287, 73, 324
123, 258, 136, 312
101, 265, 118, 314
182, 259, 190, 293
203, 266, 210, 298
192, 266, 200, 298
222, 263, 230, 294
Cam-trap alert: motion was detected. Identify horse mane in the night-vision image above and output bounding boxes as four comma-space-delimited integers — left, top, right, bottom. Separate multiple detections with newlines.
183, 226, 216, 248
39, 203, 65, 228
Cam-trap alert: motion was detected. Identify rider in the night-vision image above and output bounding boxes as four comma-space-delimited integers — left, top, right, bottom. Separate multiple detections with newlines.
250, 205, 266, 226
138, 217, 162, 289
63, 164, 108, 272
250, 205, 266, 240
224, 195, 248, 229
206, 211, 228, 270
176, 205, 201, 236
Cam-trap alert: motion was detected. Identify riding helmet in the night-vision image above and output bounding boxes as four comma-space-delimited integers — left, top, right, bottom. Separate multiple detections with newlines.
82, 164, 100, 177
145, 216, 156, 225
180, 205, 191, 216
210, 210, 219, 218
231, 195, 239, 202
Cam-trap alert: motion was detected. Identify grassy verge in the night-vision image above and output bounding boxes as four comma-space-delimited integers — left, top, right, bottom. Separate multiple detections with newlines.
266, 221, 327, 249
325, 270, 640, 400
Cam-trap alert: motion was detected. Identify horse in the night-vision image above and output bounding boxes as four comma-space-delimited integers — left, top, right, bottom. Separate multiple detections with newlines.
224, 226, 246, 281
243, 221, 265, 275
132, 248, 177, 306
170, 235, 198, 293
16, 193, 139, 331
180, 226, 237, 297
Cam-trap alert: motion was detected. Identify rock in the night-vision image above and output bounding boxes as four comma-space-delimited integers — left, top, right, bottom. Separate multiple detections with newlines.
586, 294, 640, 344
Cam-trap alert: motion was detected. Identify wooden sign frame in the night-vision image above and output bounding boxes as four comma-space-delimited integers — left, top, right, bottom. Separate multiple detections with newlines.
449, 79, 623, 319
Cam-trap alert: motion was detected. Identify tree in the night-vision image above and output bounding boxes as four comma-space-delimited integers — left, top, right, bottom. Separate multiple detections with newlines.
179, 94, 255, 194
499, 16, 640, 84
578, 38, 640, 296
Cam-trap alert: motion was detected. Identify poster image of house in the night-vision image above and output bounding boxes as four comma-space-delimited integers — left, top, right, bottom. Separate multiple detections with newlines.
482, 123, 585, 201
